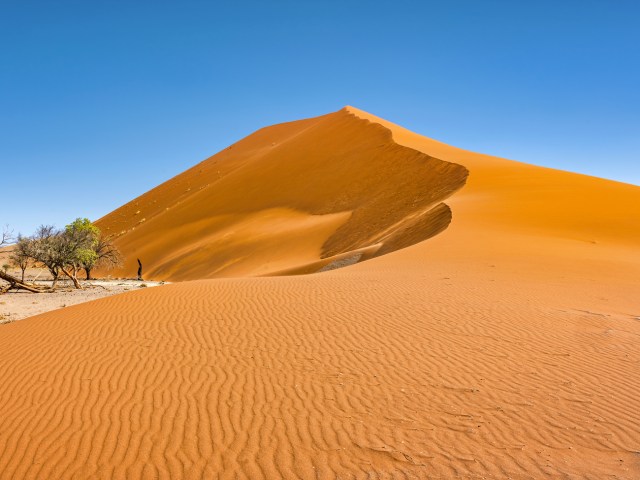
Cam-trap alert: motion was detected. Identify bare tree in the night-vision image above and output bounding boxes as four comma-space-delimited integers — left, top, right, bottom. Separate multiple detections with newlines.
0, 225, 12, 247
29, 225, 64, 289
0, 226, 43, 294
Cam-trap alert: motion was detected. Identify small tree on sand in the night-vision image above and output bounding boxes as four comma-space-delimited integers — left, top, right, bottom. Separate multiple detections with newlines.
82, 232, 122, 280
0, 226, 42, 294
0, 226, 12, 247
28, 220, 105, 289
59, 218, 100, 288
30, 225, 64, 289
9, 235, 32, 282
63, 218, 122, 281
1, 219, 122, 293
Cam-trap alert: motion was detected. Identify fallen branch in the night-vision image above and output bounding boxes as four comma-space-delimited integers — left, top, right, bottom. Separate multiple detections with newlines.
0, 270, 44, 293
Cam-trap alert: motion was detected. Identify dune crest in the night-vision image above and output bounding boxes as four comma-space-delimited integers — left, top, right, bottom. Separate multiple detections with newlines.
97, 109, 468, 280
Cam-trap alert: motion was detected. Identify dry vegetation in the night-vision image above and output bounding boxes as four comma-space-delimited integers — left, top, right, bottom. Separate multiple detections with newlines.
0, 219, 121, 294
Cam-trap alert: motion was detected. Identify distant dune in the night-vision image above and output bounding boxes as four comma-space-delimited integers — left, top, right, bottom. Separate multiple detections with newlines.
0, 108, 639, 479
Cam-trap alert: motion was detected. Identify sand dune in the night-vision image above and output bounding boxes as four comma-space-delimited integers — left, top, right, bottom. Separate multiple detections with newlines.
0, 107, 639, 479
96, 109, 468, 280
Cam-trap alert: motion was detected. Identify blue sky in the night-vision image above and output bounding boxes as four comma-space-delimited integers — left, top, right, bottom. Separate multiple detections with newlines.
1, 0, 639, 235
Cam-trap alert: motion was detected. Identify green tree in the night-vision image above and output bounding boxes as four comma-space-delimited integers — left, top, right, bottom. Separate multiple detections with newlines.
60, 218, 100, 288
83, 232, 122, 280
29, 220, 97, 290
64, 218, 122, 282
2, 219, 121, 292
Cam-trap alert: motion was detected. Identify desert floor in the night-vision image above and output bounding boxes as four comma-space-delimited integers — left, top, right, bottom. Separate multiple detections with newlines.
0, 277, 165, 323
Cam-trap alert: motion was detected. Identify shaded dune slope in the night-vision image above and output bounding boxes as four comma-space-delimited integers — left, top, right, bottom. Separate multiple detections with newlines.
97, 109, 468, 280
346, 106, 640, 247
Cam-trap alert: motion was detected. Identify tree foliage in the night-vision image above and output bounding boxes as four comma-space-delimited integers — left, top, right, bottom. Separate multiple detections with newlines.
83, 232, 122, 280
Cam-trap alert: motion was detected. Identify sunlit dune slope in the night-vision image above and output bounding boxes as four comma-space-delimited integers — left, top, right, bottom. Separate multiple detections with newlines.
97, 109, 468, 280
1, 107, 639, 479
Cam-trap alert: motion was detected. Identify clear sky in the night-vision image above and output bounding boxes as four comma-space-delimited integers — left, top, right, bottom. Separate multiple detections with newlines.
2, 0, 639, 235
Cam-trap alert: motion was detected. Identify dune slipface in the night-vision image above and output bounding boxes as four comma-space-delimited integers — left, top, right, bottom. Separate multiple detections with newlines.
0, 108, 639, 479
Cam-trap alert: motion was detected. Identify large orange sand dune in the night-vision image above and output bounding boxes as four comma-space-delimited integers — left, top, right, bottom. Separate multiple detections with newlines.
95, 108, 468, 280
0, 107, 639, 479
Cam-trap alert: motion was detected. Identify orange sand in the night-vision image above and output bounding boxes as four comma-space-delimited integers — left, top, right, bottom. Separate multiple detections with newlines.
95, 109, 467, 280
0, 108, 639, 479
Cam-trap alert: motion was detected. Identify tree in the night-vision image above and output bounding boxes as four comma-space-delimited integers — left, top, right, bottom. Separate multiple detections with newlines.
62, 218, 122, 281
1, 219, 122, 293
29, 225, 64, 289
9, 235, 31, 282
29, 223, 89, 290
59, 218, 100, 288
0, 226, 12, 247
0, 226, 42, 294
83, 232, 122, 280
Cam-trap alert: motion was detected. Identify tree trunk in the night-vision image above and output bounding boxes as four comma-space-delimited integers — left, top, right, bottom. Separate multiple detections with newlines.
51, 273, 59, 290
20, 268, 26, 283
61, 266, 83, 289
85, 268, 92, 280
0, 270, 42, 294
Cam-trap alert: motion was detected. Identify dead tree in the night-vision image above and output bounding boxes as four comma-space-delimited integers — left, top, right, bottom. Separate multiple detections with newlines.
0, 270, 43, 294
0, 226, 11, 247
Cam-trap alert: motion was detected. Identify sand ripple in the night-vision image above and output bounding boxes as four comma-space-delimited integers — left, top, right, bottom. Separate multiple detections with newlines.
0, 270, 638, 479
